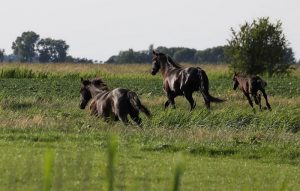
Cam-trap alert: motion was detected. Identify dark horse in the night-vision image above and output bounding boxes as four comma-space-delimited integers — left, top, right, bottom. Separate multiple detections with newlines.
232, 73, 271, 111
151, 50, 224, 110
80, 77, 150, 125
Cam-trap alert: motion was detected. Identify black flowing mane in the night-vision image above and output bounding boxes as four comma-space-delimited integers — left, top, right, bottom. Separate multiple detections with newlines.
166, 55, 181, 69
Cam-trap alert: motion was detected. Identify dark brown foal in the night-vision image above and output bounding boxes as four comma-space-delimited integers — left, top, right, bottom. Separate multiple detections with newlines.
233, 73, 271, 111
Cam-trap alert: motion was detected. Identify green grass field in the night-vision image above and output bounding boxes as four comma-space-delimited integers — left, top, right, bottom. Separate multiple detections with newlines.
0, 63, 300, 190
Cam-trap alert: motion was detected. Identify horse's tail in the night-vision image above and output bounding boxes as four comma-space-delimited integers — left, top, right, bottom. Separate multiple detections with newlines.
127, 91, 151, 117
258, 77, 267, 88
198, 68, 225, 103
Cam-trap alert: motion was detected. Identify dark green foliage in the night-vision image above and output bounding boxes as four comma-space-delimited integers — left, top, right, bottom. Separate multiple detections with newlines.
226, 17, 295, 76
106, 49, 152, 64
65, 56, 94, 64
173, 48, 197, 63
11, 31, 40, 62
195, 46, 227, 63
0, 49, 4, 62
105, 46, 227, 64
37, 38, 69, 63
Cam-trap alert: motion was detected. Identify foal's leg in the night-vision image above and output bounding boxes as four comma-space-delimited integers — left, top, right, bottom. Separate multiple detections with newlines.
184, 91, 196, 111
243, 91, 254, 111
260, 89, 271, 111
258, 93, 262, 111
252, 92, 262, 111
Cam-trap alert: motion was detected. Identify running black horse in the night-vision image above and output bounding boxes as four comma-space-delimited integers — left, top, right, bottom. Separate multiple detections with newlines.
151, 51, 224, 110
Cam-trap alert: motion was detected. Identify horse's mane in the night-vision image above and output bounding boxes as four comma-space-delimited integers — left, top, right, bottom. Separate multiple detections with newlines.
92, 78, 109, 91
166, 55, 181, 69
157, 52, 181, 68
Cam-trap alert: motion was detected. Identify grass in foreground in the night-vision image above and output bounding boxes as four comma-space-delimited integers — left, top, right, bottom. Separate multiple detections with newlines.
0, 63, 299, 190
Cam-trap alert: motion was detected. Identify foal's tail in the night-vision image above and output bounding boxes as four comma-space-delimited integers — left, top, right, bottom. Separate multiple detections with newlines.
198, 68, 225, 103
257, 76, 267, 88
127, 91, 151, 117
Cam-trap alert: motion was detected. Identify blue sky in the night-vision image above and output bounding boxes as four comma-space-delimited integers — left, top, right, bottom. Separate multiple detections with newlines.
1, 0, 299, 61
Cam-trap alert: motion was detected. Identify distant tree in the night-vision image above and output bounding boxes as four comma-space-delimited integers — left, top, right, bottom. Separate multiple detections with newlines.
12, 31, 40, 62
106, 55, 118, 64
148, 44, 154, 54
173, 48, 197, 63
226, 17, 295, 76
37, 38, 69, 63
106, 48, 151, 64
105, 46, 228, 64
65, 56, 94, 64
0, 49, 4, 62
195, 46, 227, 63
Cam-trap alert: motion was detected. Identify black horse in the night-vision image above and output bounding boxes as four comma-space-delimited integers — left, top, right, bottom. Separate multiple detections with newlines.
233, 73, 271, 111
151, 50, 224, 110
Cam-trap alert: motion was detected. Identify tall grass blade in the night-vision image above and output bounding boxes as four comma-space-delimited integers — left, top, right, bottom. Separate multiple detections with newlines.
107, 134, 118, 191
43, 150, 55, 191
172, 155, 184, 191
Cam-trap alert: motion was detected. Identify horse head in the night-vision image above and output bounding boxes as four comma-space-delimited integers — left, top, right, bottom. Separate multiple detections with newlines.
80, 78, 92, 109
151, 50, 161, 75
232, 72, 239, 90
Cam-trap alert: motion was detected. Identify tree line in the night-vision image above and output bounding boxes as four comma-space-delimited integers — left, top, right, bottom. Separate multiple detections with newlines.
0, 31, 94, 64
0, 17, 299, 76
106, 45, 227, 64
107, 17, 298, 76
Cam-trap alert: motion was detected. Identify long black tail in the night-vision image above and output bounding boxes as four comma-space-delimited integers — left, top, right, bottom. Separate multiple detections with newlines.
127, 91, 151, 117
198, 68, 225, 103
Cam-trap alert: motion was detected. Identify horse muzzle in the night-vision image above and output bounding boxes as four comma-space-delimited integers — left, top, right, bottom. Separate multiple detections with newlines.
79, 102, 87, 109
151, 69, 158, 75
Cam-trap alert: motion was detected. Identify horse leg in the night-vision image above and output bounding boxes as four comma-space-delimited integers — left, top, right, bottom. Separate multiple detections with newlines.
164, 100, 170, 109
129, 109, 142, 127
165, 93, 176, 109
169, 95, 176, 109
116, 108, 129, 125
184, 91, 196, 111
261, 89, 271, 111
117, 114, 129, 125
200, 92, 210, 109
252, 92, 262, 111
243, 92, 254, 111
258, 93, 262, 111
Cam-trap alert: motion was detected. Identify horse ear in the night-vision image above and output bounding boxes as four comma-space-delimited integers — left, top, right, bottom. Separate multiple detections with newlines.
93, 78, 103, 85
82, 79, 91, 86
152, 50, 157, 55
